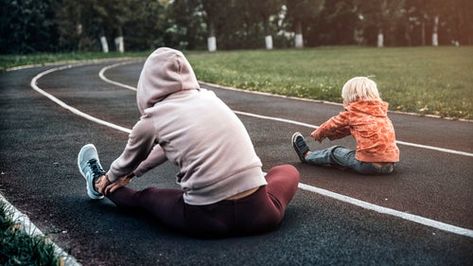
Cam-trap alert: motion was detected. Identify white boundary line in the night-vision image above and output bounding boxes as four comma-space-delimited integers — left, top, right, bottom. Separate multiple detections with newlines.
98, 61, 139, 91
231, 111, 473, 157
0, 193, 81, 266
199, 80, 473, 123
0, 61, 133, 265
28, 63, 473, 239
31, 65, 131, 134
298, 184, 473, 238
98, 62, 473, 158
4, 57, 139, 72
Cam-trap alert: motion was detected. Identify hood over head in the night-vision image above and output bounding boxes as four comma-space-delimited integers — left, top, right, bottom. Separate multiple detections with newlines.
136, 47, 199, 114
347, 100, 389, 117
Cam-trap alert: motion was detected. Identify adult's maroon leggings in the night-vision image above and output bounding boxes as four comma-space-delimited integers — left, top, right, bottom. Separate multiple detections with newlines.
107, 164, 300, 237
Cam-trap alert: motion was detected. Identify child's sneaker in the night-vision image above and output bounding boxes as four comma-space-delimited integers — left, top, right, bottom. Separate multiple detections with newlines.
78, 144, 105, 199
292, 132, 310, 163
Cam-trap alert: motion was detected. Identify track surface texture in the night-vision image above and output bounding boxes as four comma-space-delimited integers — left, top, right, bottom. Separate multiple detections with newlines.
1, 61, 472, 265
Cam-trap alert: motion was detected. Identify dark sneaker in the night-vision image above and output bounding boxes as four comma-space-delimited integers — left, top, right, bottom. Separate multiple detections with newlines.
78, 144, 105, 199
292, 132, 310, 162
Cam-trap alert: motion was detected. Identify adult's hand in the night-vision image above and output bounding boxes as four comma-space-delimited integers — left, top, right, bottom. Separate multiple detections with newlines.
104, 174, 134, 195
95, 175, 112, 195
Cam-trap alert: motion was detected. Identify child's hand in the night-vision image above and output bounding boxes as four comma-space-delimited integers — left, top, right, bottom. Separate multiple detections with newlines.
310, 129, 323, 142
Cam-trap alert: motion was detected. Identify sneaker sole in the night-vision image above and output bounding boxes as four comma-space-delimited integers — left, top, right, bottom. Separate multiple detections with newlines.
78, 144, 104, 200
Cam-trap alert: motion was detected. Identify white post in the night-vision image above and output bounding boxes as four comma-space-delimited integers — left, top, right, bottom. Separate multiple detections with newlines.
100, 36, 109, 53
377, 32, 384, 47
76, 24, 82, 35
114, 36, 124, 53
432, 33, 438, 47
207, 36, 217, 52
265, 35, 273, 50
432, 16, 439, 47
295, 34, 303, 48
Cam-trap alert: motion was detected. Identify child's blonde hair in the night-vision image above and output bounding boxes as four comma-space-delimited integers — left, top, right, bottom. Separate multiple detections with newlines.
341, 77, 381, 105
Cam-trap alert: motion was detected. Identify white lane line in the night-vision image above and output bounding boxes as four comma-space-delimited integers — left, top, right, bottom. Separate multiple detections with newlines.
0, 194, 81, 265
232, 111, 473, 157
298, 184, 473, 238
98, 61, 138, 91
199, 80, 473, 123
99, 63, 473, 158
31, 65, 131, 134
31, 64, 473, 239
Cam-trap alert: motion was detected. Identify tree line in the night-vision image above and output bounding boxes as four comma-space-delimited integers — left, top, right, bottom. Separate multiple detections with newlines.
1, 0, 472, 54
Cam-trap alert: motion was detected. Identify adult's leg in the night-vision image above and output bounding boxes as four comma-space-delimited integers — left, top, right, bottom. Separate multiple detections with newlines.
264, 164, 300, 217
107, 187, 234, 237
232, 164, 300, 235
104, 166, 301, 237
106, 187, 187, 231
188, 166, 299, 237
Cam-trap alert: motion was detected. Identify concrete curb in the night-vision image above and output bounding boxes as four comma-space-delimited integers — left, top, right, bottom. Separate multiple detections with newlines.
0, 193, 81, 266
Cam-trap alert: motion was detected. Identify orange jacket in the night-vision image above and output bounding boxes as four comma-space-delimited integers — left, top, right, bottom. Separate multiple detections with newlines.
311, 100, 400, 163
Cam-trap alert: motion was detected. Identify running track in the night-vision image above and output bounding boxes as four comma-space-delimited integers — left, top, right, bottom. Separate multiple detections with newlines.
0, 60, 472, 265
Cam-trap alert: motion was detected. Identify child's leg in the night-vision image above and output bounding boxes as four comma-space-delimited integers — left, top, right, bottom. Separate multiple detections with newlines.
306, 146, 394, 174
305, 145, 346, 166
329, 147, 394, 174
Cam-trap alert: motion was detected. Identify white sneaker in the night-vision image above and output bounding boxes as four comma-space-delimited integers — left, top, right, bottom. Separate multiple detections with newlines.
77, 144, 105, 199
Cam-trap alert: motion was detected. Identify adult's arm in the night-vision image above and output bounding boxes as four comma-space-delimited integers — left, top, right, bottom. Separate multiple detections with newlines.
106, 117, 161, 182
133, 144, 167, 177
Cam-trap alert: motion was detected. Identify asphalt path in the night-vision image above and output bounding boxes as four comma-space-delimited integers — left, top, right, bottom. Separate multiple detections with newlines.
1, 60, 472, 265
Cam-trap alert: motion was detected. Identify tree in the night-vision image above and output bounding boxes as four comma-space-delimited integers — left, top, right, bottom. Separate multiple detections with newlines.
355, 0, 406, 47
404, 0, 439, 46
285, 0, 325, 48
202, 0, 228, 51
248, 0, 282, 49
166, 0, 206, 50
309, 0, 358, 45
124, 1, 168, 50
57, 0, 111, 52
0, 0, 59, 53
445, 0, 473, 45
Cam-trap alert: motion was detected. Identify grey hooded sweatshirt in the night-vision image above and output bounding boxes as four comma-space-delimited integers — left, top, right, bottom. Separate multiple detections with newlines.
106, 48, 266, 205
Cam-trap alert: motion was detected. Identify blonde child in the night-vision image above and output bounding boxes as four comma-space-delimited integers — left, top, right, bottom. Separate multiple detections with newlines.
292, 77, 399, 174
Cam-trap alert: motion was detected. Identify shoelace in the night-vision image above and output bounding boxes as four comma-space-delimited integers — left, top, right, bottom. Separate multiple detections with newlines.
87, 159, 105, 179
295, 136, 307, 150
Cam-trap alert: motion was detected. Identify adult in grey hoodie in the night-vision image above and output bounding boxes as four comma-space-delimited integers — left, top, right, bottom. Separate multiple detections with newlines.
89, 48, 299, 237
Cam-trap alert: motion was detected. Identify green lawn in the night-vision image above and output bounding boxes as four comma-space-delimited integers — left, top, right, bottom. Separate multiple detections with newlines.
187, 47, 473, 119
0, 202, 61, 265
1, 47, 472, 119
0, 51, 146, 71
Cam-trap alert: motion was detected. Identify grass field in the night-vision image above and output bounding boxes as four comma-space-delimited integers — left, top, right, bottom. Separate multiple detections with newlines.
0, 51, 146, 71
1, 47, 472, 119
187, 47, 473, 119
0, 202, 61, 265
